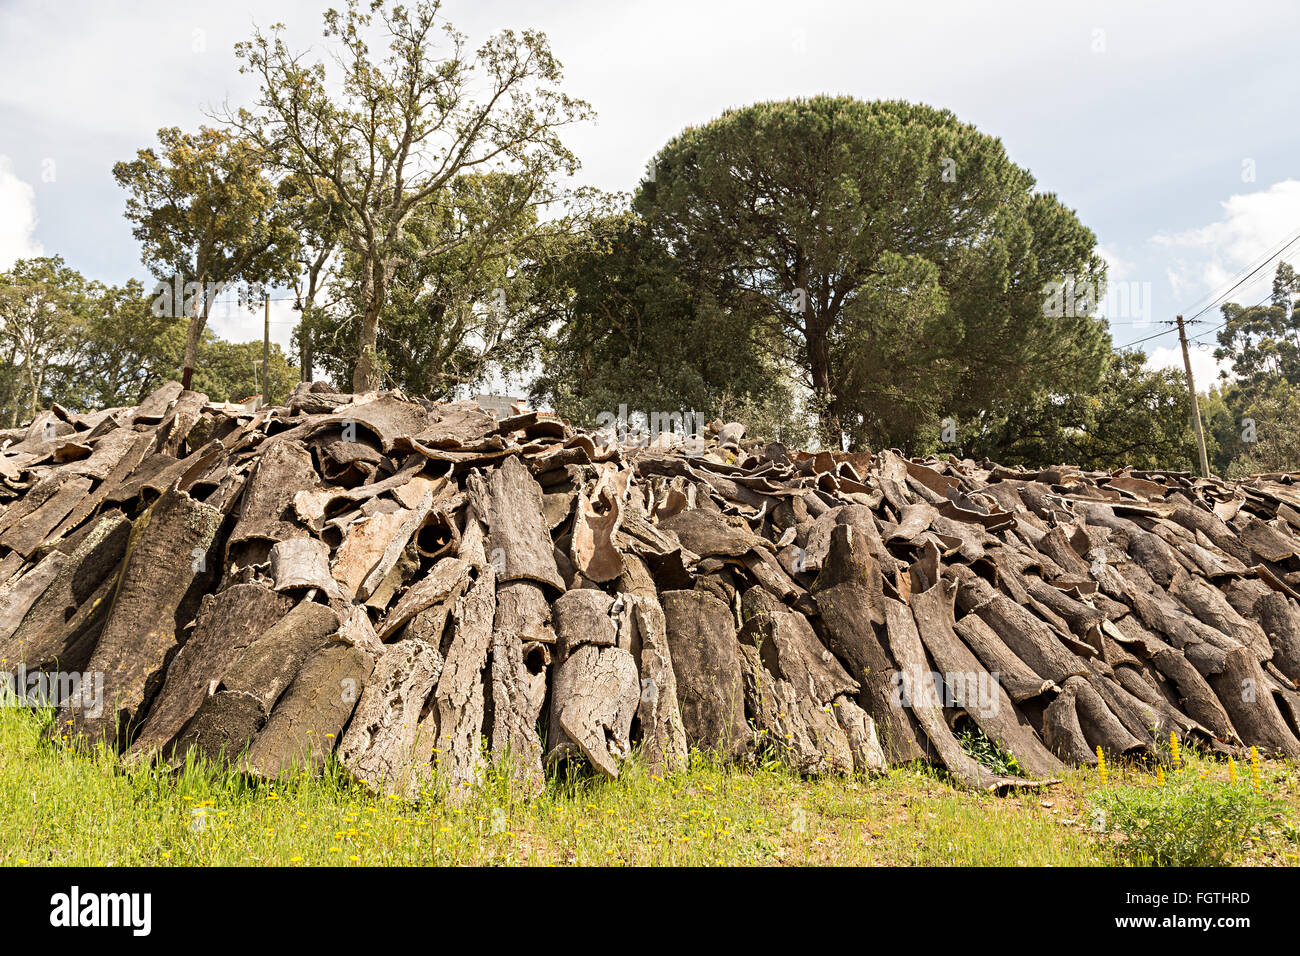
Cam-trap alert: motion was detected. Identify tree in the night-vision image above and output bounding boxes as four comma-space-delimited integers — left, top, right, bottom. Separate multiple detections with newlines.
191, 335, 300, 405
53, 279, 186, 410
528, 212, 805, 441
636, 96, 1110, 450
306, 170, 571, 397
229, 0, 593, 392
0, 256, 89, 426
1221, 382, 1300, 476
279, 172, 346, 381
958, 350, 1201, 470
113, 126, 299, 390
1213, 261, 1300, 399
1202, 261, 1300, 476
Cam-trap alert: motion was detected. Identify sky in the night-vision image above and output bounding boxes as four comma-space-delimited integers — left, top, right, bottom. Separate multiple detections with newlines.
2, 0, 1299, 392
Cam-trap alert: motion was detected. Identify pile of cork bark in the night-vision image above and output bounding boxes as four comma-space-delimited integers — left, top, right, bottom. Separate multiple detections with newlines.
2, 380, 1300, 801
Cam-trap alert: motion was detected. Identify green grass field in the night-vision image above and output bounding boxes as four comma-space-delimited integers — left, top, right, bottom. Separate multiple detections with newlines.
2, 706, 1298, 866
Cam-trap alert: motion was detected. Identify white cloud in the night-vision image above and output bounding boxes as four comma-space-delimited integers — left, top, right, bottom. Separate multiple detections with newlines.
0, 155, 42, 269
1097, 243, 1131, 281
1145, 342, 1232, 395
206, 292, 300, 356
1152, 179, 1300, 312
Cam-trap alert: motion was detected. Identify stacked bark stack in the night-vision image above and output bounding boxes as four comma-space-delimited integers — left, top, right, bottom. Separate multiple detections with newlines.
2, 380, 1300, 800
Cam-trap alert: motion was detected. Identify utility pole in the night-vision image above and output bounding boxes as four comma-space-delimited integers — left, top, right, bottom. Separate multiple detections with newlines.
1176, 314, 1211, 478
260, 295, 270, 408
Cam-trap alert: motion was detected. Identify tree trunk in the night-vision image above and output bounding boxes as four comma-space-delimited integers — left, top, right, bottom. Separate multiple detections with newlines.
353, 258, 384, 393
300, 325, 312, 384
181, 287, 212, 392
805, 309, 841, 449
27, 362, 39, 424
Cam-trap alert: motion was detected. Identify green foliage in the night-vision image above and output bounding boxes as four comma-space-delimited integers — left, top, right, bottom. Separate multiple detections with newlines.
308, 171, 562, 398
190, 336, 300, 405
634, 95, 1110, 450
958, 350, 1202, 470
0, 256, 296, 420
955, 723, 1022, 778
1213, 261, 1300, 399
230, 0, 593, 391
62, 280, 188, 410
528, 213, 807, 442
1093, 774, 1275, 866
1202, 262, 1300, 477
113, 126, 300, 381
0, 256, 91, 425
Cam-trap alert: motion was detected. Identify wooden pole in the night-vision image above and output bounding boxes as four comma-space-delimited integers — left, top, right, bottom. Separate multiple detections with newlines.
260, 295, 270, 408
1176, 314, 1211, 477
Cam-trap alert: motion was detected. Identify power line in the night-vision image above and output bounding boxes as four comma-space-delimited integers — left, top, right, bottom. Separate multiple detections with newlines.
1186, 285, 1281, 346
1113, 325, 1178, 351
1179, 225, 1300, 325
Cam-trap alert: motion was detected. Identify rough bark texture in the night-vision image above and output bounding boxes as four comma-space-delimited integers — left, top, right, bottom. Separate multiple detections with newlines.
338, 637, 444, 798
661, 589, 752, 760
548, 643, 640, 778
130, 583, 289, 758
433, 569, 496, 805
58, 489, 223, 749
628, 594, 688, 775
5, 383, 1300, 802
242, 641, 376, 779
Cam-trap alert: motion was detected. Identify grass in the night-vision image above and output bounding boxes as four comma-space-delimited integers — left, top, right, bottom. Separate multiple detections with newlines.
2, 706, 1298, 866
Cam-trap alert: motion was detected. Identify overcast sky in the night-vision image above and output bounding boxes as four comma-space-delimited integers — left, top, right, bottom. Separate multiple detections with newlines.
2, 0, 1299, 391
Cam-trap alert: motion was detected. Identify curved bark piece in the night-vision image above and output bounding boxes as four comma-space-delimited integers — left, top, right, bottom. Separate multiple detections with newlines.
628, 594, 688, 775
911, 583, 1065, 779
339, 637, 443, 798
242, 642, 376, 779
1071, 674, 1146, 756
552, 588, 616, 660
966, 588, 1088, 686
217, 600, 341, 708
470, 455, 564, 591
811, 522, 928, 765
331, 496, 433, 601
1207, 646, 1300, 758
130, 583, 290, 758
1042, 678, 1097, 765
169, 691, 267, 766
57, 489, 223, 749
953, 613, 1056, 702
1253, 592, 1300, 684
433, 568, 496, 805
229, 439, 317, 546
0, 474, 92, 557
661, 589, 751, 760
376, 557, 470, 641
548, 643, 640, 778
571, 484, 624, 584
270, 537, 337, 594
882, 597, 1031, 790
0, 552, 69, 651
488, 587, 547, 794
834, 696, 888, 775
818, 586, 926, 764
739, 643, 854, 775
658, 507, 767, 559
1149, 646, 1238, 741
738, 603, 858, 705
